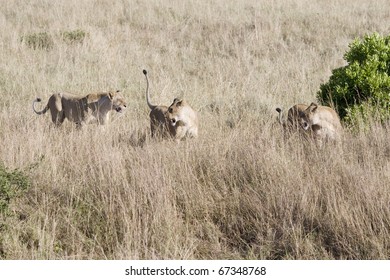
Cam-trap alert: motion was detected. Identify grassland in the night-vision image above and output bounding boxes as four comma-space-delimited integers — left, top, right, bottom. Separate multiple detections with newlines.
0, 0, 390, 259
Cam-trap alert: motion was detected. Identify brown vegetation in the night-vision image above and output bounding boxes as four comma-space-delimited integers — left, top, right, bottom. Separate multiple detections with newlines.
0, 0, 390, 259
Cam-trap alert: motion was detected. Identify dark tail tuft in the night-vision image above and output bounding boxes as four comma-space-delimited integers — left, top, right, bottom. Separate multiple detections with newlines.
36, 97, 42, 102
276, 108, 281, 113
143, 69, 147, 75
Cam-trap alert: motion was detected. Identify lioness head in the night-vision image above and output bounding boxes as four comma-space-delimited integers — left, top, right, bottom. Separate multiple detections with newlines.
166, 98, 186, 127
109, 90, 127, 113
299, 102, 318, 130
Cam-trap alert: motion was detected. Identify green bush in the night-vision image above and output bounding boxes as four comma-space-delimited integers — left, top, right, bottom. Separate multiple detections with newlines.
0, 165, 30, 215
317, 33, 390, 126
61, 29, 87, 44
21, 32, 53, 50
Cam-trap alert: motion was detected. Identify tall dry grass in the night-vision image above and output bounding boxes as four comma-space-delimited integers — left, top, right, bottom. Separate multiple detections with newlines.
0, 0, 390, 259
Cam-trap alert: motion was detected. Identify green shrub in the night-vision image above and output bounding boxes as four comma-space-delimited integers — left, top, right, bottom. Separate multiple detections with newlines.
61, 29, 87, 44
317, 33, 390, 126
21, 32, 53, 50
0, 165, 30, 215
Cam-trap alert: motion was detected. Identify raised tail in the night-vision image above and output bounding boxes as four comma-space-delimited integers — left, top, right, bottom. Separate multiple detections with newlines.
275, 107, 283, 125
32, 97, 49, 115
143, 69, 156, 110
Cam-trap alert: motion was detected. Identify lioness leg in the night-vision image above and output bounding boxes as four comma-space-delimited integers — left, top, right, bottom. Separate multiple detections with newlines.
150, 119, 165, 138
149, 108, 169, 138
50, 110, 65, 126
48, 93, 65, 126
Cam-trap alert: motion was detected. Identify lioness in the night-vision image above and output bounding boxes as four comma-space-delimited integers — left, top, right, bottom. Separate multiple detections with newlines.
166, 98, 199, 141
32, 90, 127, 127
143, 69, 171, 138
276, 104, 308, 130
298, 102, 342, 142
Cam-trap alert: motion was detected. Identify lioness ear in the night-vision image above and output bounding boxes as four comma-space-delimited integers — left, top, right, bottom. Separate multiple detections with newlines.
174, 98, 183, 107
309, 102, 318, 112
108, 92, 114, 99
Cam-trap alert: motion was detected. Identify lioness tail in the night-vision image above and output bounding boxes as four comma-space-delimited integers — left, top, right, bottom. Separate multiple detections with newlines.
143, 69, 156, 110
32, 97, 48, 115
276, 107, 283, 125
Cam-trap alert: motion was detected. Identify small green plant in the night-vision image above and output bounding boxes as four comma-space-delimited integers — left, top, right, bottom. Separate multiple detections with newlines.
21, 32, 53, 50
61, 29, 87, 44
0, 165, 30, 215
317, 33, 390, 126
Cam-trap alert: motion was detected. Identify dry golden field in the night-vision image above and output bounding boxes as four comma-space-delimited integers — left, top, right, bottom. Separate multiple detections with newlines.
1, 0, 390, 259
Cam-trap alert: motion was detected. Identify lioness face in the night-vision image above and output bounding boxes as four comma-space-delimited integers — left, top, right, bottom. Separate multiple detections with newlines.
109, 91, 127, 113
166, 98, 184, 127
300, 115, 311, 130
299, 103, 318, 130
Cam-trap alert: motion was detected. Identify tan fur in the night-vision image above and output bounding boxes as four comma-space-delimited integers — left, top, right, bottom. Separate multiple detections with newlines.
299, 102, 342, 142
166, 98, 199, 141
143, 69, 172, 138
32, 91, 127, 127
276, 104, 308, 130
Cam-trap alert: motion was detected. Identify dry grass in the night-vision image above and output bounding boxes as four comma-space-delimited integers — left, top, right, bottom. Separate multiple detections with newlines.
1, 0, 390, 259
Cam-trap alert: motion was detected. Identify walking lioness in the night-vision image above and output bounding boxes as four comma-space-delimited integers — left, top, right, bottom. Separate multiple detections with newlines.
143, 69, 198, 141
32, 91, 127, 127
